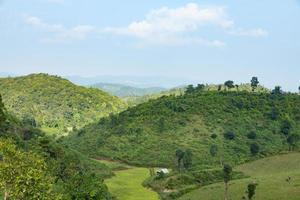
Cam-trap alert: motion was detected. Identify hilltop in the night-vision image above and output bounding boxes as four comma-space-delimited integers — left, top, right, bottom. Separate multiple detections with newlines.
0, 73, 127, 135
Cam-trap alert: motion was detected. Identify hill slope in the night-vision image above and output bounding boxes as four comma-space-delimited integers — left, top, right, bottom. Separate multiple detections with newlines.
179, 152, 300, 200
0, 94, 114, 199
91, 83, 166, 97
66, 89, 300, 169
0, 73, 127, 135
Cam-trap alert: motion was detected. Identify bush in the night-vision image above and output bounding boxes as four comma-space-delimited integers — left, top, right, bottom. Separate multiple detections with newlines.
250, 143, 260, 155
247, 131, 257, 140
211, 133, 218, 139
224, 131, 236, 140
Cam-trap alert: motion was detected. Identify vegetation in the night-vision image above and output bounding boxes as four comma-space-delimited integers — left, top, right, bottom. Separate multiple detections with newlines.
179, 152, 300, 200
0, 94, 114, 199
67, 89, 300, 169
0, 73, 127, 135
106, 168, 159, 200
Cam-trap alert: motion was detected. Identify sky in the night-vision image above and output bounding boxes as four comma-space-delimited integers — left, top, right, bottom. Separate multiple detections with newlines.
0, 0, 299, 90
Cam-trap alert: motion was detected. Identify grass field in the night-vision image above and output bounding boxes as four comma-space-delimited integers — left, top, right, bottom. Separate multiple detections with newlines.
105, 167, 159, 200
179, 152, 300, 200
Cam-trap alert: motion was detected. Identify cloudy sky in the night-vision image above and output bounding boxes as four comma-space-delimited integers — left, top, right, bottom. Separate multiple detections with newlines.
0, 0, 299, 90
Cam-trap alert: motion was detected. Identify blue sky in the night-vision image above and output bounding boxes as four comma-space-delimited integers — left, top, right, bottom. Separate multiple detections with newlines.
0, 0, 299, 90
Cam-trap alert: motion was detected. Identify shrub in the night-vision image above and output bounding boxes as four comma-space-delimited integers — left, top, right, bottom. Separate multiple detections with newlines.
224, 131, 236, 140
247, 131, 257, 140
250, 143, 260, 155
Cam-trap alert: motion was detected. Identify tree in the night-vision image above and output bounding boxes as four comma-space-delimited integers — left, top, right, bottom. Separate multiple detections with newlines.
224, 80, 235, 91
186, 85, 195, 94
251, 77, 259, 92
65, 172, 113, 200
175, 149, 185, 171
281, 119, 292, 136
224, 131, 235, 140
287, 134, 299, 151
250, 143, 260, 155
223, 164, 232, 200
272, 86, 282, 95
0, 139, 54, 200
247, 131, 257, 140
247, 183, 258, 200
183, 149, 193, 170
196, 84, 205, 91
210, 144, 218, 157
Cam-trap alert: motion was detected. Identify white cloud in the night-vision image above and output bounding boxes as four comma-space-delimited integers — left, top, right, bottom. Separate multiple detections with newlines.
228, 28, 269, 37
104, 3, 268, 46
24, 15, 95, 42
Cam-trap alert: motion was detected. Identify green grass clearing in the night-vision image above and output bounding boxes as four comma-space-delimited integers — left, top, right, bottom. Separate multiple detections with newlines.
179, 152, 300, 200
105, 167, 159, 200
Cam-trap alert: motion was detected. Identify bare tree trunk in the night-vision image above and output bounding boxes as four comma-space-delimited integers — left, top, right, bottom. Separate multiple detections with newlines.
224, 182, 228, 200
4, 190, 9, 200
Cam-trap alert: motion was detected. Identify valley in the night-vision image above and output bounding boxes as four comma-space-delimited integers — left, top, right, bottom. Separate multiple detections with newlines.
0, 74, 300, 200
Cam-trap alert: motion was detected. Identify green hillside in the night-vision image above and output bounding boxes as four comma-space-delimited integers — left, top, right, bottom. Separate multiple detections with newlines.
179, 152, 300, 200
91, 82, 166, 97
67, 88, 300, 169
0, 94, 114, 199
0, 73, 127, 135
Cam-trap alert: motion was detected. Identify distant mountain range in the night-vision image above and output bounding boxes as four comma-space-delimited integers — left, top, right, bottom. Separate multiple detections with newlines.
91, 82, 166, 97
65, 75, 193, 88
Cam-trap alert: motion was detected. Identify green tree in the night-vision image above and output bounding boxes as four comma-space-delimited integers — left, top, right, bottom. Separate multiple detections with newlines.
196, 84, 205, 91
223, 164, 232, 200
281, 119, 292, 136
250, 143, 260, 155
251, 77, 259, 91
247, 183, 258, 200
272, 86, 282, 95
183, 149, 193, 170
287, 134, 299, 151
224, 80, 235, 91
65, 172, 113, 200
210, 144, 218, 157
186, 85, 195, 94
0, 139, 54, 200
175, 149, 185, 171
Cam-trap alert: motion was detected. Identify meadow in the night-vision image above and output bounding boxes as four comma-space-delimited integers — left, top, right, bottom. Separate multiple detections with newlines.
101, 160, 159, 200
179, 152, 300, 200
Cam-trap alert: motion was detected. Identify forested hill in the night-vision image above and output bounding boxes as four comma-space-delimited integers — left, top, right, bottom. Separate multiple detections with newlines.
0, 95, 114, 199
67, 88, 300, 169
0, 73, 127, 135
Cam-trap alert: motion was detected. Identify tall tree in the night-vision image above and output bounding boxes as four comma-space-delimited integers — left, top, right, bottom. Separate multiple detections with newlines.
223, 164, 232, 200
272, 86, 282, 95
183, 149, 193, 170
224, 80, 235, 91
247, 183, 258, 200
175, 149, 185, 171
186, 85, 195, 94
250, 77, 259, 91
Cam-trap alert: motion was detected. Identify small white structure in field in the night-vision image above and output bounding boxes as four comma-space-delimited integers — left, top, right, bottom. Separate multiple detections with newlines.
156, 168, 169, 175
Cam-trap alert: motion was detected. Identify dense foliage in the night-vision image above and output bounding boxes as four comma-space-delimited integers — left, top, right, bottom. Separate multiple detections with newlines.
0, 94, 114, 199
67, 89, 300, 169
0, 73, 127, 135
